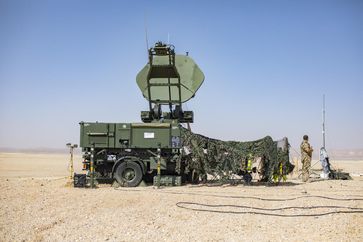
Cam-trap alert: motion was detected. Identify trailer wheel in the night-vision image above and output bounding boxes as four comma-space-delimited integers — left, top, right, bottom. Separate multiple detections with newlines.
114, 161, 143, 187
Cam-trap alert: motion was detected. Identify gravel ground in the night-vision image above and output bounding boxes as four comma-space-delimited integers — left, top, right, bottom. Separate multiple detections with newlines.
0, 153, 362, 241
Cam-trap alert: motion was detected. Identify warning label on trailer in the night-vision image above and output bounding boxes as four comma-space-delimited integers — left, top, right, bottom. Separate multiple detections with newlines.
144, 132, 155, 139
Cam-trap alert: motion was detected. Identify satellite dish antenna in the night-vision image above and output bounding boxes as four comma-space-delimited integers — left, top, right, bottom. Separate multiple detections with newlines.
136, 44, 204, 104
136, 42, 204, 123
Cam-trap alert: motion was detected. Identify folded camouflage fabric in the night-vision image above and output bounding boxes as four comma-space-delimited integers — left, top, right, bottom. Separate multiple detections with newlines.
180, 127, 294, 183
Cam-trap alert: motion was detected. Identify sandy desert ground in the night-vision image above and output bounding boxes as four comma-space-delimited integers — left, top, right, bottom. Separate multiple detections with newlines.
0, 152, 362, 242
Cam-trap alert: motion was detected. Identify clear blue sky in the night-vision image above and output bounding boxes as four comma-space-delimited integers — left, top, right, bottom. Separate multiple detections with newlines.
0, 0, 362, 152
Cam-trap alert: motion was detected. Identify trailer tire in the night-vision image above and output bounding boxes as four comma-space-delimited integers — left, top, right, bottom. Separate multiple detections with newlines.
114, 161, 143, 187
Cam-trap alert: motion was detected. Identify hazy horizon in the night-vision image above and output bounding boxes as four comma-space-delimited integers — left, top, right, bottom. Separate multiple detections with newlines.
1, 0, 362, 152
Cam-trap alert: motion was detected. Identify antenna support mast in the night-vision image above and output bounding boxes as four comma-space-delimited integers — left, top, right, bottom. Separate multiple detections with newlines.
322, 94, 326, 149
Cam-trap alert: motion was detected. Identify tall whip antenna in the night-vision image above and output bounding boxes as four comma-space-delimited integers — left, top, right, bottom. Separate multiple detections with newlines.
322, 94, 326, 149
144, 13, 149, 53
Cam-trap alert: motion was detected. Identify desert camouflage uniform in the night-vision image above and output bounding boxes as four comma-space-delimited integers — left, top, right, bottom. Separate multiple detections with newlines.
300, 140, 313, 182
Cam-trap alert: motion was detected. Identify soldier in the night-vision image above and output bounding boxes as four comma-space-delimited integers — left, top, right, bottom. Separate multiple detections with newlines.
300, 135, 313, 182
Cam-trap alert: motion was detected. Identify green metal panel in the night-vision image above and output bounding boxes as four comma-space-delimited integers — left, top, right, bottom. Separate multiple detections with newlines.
136, 55, 204, 104
108, 124, 115, 148
79, 122, 116, 148
80, 122, 84, 147
131, 123, 171, 148
89, 123, 108, 147
115, 123, 131, 148
80, 122, 177, 149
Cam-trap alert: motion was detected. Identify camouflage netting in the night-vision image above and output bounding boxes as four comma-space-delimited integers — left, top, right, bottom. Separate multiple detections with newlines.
180, 127, 294, 183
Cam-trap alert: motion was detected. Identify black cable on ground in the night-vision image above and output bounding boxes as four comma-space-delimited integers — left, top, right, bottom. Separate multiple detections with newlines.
176, 202, 363, 211
157, 191, 363, 201
176, 202, 363, 217
113, 188, 363, 200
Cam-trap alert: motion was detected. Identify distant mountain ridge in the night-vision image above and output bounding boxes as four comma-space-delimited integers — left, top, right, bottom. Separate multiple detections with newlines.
0, 147, 81, 155
328, 149, 363, 160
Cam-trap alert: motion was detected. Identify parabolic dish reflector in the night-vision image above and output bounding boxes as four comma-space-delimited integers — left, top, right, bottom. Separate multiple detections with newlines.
136, 55, 204, 104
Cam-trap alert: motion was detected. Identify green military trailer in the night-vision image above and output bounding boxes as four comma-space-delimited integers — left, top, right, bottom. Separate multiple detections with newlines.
77, 42, 204, 187
79, 121, 185, 186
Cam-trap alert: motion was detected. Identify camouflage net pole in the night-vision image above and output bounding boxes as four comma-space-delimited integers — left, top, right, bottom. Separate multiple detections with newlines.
179, 127, 294, 183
